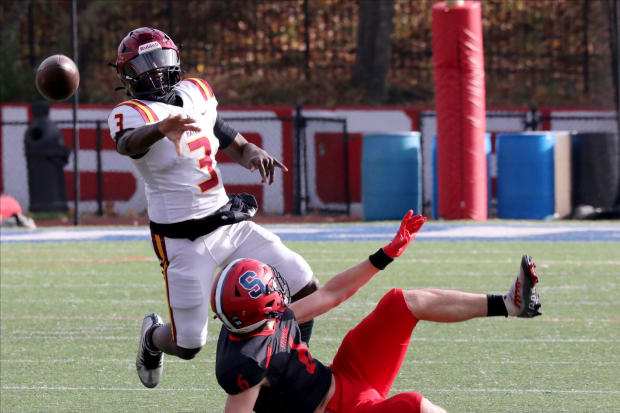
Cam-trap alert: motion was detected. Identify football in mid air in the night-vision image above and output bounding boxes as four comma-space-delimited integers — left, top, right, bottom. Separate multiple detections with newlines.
35, 54, 80, 102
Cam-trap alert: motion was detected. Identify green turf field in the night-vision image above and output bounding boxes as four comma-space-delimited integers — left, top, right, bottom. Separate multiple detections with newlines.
1, 238, 619, 412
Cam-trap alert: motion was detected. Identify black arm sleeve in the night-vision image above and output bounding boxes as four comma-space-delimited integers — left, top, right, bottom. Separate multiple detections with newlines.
113, 128, 150, 159
213, 113, 238, 149
112, 128, 133, 142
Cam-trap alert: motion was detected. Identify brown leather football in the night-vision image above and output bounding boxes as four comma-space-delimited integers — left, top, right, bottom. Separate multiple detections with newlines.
35, 54, 80, 102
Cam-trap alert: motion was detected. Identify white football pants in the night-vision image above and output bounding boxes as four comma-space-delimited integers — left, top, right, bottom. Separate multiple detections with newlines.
150, 220, 313, 349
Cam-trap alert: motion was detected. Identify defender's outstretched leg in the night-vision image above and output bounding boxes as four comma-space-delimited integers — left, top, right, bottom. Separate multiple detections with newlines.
404, 254, 541, 322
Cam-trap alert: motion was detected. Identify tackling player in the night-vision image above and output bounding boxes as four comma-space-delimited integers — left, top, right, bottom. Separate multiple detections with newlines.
212, 211, 542, 413
107, 27, 319, 388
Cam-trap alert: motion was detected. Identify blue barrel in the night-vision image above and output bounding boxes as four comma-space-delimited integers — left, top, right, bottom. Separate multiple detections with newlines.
432, 133, 491, 219
362, 132, 421, 220
496, 133, 555, 219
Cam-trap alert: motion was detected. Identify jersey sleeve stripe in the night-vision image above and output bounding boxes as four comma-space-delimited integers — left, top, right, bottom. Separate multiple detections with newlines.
185, 78, 213, 101
116, 100, 159, 123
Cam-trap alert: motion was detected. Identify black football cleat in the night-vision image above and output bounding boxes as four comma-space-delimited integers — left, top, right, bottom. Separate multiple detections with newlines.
505, 255, 542, 318
136, 313, 164, 388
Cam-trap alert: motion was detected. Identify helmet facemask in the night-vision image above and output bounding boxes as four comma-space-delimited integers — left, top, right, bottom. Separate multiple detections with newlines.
120, 47, 181, 102
264, 264, 290, 318
129, 66, 181, 101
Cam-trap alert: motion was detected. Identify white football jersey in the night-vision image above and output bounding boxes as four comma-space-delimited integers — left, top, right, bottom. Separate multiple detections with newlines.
107, 78, 230, 223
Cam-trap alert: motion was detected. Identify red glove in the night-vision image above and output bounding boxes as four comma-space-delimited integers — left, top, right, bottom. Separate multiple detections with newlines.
382, 210, 426, 258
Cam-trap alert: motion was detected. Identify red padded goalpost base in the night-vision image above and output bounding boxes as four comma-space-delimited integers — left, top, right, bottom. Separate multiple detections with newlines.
432, 0, 487, 220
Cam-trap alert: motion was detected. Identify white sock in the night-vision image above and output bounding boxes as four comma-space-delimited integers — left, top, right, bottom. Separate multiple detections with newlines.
503, 279, 520, 317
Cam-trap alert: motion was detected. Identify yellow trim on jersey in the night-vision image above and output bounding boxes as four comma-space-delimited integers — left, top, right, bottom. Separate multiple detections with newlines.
185, 78, 213, 100
116, 100, 158, 123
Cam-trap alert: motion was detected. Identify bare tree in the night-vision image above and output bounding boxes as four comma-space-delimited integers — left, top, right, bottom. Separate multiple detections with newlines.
352, 0, 395, 103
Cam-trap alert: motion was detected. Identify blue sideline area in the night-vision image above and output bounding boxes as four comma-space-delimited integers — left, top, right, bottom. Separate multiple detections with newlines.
1, 222, 619, 243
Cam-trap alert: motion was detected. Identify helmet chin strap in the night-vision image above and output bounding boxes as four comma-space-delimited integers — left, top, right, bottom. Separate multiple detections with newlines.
133, 87, 177, 103
160, 90, 180, 105
133, 81, 175, 103
134, 89, 177, 104
228, 319, 268, 335
264, 310, 286, 318
131, 68, 181, 102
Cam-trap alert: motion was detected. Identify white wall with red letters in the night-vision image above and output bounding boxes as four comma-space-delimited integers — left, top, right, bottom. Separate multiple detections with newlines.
1, 103, 616, 216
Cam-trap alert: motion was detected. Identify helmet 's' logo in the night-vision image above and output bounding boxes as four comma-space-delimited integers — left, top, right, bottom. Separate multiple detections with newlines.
239, 271, 265, 299
138, 41, 162, 55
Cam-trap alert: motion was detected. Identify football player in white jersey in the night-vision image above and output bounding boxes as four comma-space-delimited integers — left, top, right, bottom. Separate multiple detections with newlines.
107, 27, 319, 389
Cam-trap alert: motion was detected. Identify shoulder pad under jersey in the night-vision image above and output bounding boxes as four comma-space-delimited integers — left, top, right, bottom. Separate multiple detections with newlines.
181, 78, 216, 103
108, 99, 160, 139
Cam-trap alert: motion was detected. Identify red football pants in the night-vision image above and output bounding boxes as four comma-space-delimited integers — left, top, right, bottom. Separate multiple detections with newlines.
326, 288, 423, 413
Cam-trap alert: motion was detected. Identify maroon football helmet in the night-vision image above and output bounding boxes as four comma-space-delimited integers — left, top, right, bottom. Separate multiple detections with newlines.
211, 258, 290, 334
115, 27, 181, 101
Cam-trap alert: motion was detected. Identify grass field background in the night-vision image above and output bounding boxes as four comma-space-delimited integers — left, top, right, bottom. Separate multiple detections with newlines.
1, 235, 619, 412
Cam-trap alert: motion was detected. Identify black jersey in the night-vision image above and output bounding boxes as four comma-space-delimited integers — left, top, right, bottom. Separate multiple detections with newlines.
215, 308, 333, 413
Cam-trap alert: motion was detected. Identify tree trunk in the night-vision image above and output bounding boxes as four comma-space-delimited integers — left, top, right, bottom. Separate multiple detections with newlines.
352, 0, 395, 102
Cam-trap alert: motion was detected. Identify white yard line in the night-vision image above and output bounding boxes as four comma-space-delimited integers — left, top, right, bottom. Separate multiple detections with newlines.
0, 315, 139, 321
1, 315, 617, 323
0, 385, 213, 392
393, 388, 620, 394
1, 335, 619, 343
1, 298, 618, 305
1, 385, 618, 394
2, 223, 619, 243
3, 257, 619, 266
2, 359, 618, 366
0, 298, 163, 304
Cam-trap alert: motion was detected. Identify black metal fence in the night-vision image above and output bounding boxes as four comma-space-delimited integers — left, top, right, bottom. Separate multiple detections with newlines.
0, 112, 352, 222
294, 110, 351, 215
2, 107, 617, 222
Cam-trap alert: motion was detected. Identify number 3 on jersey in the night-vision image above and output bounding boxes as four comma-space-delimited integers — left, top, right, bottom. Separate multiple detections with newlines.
187, 136, 220, 193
